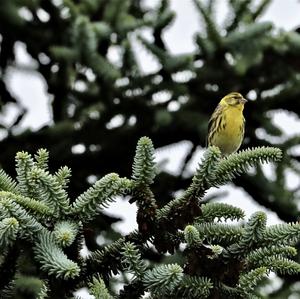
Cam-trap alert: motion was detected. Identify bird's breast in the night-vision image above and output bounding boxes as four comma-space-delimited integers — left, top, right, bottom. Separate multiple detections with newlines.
214, 108, 244, 155
223, 109, 243, 135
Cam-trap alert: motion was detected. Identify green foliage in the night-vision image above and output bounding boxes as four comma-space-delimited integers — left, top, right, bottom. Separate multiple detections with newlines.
15, 151, 35, 197
34, 231, 80, 279
0, 217, 19, 249
53, 220, 79, 247
0, 170, 18, 194
184, 146, 221, 198
70, 173, 131, 221
0, 191, 53, 218
0, 198, 44, 239
34, 149, 49, 171
193, 0, 222, 45
263, 222, 300, 245
28, 166, 70, 215
253, 256, 300, 275
122, 242, 147, 279
14, 275, 47, 299
157, 146, 221, 224
213, 147, 282, 186
175, 275, 213, 299
246, 245, 297, 265
37, 281, 48, 299
226, 211, 267, 256
184, 225, 203, 247
55, 167, 72, 189
132, 136, 156, 186
0, 137, 295, 298
88, 275, 113, 299
1, 2, 300, 297
143, 264, 184, 296
238, 267, 269, 296
0, 0, 299, 225
200, 202, 245, 222
195, 222, 244, 245
0, 147, 131, 297
88, 234, 132, 276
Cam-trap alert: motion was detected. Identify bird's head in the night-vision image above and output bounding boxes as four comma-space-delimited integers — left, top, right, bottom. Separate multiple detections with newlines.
220, 92, 247, 110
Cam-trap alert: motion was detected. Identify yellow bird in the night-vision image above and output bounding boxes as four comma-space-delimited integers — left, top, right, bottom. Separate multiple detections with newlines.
207, 92, 247, 156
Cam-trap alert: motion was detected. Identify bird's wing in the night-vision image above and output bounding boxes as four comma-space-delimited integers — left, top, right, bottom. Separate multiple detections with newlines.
241, 116, 246, 139
207, 104, 223, 147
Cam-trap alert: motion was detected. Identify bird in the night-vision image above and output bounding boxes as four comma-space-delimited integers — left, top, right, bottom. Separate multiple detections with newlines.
207, 92, 247, 156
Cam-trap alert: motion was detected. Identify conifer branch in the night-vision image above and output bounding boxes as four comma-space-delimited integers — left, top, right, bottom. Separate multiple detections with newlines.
15, 151, 35, 197
28, 167, 70, 215
184, 225, 203, 247
33, 231, 80, 279
253, 256, 300, 275
53, 221, 79, 247
70, 173, 132, 221
88, 275, 113, 299
218, 283, 241, 299
87, 232, 142, 276
0, 199, 44, 239
238, 267, 268, 296
122, 242, 147, 279
227, 0, 252, 31
226, 211, 267, 256
195, 34, 215, 58
72, 16, 121, 82
175, 275, 213, 299
0, 141, 293, 297
37, 280, 48, 299
132, 137, 156, 186
199, 202, 245, 222
195, 222, 243, 246
184, 146, 221, 197
131, 137, 158, 235
263, 222, 300, 246
157, 146, 221, 227
34, 149, 49, 171
213, 147, 282, 186
122, 39, 141, 76
225, 22, 273, 46
0, 169, 18, 194
55, 166, 72, 189
193, 0, 222, 46
138, 36, 193, 73
0, 217, 19, 249
0, 280, 16, 299
0, 191, 53, 217
245, 245, 297, 265
154, 3, 175, 32
1, 0, 300, 295
252, 0, 272, 20
143, 264, 183, 296
50, 46, 78, 62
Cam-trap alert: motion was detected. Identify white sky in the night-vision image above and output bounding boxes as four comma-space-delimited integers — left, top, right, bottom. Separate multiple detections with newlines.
2, 0, 300, 240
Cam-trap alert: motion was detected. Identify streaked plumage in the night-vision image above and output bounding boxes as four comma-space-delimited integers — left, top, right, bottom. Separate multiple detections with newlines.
207, 92, 247, 156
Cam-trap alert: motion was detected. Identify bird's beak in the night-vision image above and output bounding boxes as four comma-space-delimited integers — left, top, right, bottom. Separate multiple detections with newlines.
239, 97, 247, 104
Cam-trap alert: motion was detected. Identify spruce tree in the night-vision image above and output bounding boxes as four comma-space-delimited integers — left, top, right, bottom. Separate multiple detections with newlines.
1, 138, 296, 299
0, 0, 300, 297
